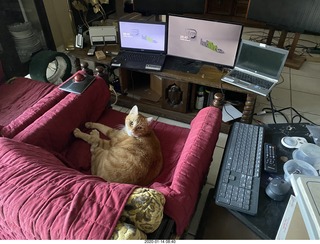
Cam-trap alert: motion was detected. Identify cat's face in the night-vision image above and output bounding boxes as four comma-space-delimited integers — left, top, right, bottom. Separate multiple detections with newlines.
125, 105, 153, 137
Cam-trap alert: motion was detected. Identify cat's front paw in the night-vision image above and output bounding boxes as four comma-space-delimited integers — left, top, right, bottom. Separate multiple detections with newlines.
73, 128, 81, 137
90, 129, 99, 137
85, 122, 94, 129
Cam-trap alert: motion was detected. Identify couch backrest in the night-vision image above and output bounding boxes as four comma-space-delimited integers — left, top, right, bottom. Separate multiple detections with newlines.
13, 73, 110, 153
1, 87, 68, 138
0, 77, 56, 134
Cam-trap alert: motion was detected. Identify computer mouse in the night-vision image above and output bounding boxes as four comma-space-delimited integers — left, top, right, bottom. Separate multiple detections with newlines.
265, 178, 291, 201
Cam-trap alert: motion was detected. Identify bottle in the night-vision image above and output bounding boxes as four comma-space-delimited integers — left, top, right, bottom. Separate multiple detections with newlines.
195, 86, 204, 110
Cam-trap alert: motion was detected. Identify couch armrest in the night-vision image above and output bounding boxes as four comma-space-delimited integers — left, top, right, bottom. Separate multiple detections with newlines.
150, 106, 222, 235
13, 73, 110, 153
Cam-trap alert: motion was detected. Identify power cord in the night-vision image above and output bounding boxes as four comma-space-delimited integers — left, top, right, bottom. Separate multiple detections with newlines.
109, 84, 118, 106
255, 92, 319, 126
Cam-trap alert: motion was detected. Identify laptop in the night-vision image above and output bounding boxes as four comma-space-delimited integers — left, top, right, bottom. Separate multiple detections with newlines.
110, 20, 167, 71
221, 39, 289, 96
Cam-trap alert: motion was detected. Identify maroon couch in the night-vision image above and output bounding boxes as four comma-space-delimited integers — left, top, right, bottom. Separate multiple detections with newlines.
0, 72, 222, 239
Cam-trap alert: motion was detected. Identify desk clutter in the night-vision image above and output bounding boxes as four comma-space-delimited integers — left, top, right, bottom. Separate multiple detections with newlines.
75, 13, 288, 98
213, 122, 320, 239
215, 122, 320, 217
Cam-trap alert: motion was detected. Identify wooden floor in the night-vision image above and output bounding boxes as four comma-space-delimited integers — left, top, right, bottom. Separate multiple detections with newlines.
196, 188, 261, 240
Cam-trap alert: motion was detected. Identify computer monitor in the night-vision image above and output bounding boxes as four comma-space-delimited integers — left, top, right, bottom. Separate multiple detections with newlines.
133, 0, 206, 15
247, 0, 320, 34
167, 15, 243, 71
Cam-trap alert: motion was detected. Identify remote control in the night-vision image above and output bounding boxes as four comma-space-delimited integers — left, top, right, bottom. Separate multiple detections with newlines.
264, 143, 277, 173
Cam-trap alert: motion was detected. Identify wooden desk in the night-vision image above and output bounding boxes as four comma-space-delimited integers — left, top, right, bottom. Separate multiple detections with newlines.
68, 47, 257, 133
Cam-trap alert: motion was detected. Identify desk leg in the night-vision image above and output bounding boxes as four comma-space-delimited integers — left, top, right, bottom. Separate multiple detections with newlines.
240, 93, 256, 124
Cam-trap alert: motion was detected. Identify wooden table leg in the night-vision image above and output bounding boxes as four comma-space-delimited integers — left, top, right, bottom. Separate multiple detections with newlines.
240, 93, 256, 124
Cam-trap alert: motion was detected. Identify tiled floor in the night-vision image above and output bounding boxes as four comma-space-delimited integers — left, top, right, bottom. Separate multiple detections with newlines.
112, 27, 320, 239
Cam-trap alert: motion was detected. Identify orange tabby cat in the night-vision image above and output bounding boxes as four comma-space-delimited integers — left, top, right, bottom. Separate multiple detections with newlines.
73, 105, 163, 186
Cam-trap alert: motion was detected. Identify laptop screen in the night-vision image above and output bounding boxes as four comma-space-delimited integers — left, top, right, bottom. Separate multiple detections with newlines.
118, 21, 166, 53
236, 40, 289, 79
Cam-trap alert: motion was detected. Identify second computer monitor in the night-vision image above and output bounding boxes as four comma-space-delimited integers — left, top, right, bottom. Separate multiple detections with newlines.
167, 15, 243, 68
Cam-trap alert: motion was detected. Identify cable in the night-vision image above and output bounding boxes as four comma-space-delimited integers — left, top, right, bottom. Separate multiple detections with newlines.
109, 84, 118, 106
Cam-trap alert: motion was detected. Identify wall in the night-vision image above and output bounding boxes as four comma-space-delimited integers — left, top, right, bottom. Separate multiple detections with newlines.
43, 0, 76, 50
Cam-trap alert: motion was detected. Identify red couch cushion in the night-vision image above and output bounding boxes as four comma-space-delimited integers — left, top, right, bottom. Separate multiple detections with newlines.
0, 137, 136, 239
1, 87, 67, 138
0, 77, 56, 132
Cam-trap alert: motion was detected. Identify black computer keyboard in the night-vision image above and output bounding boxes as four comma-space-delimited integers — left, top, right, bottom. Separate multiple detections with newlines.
121, 52, 162, 63
230, 70, 273, 89
215, 122, 264, 215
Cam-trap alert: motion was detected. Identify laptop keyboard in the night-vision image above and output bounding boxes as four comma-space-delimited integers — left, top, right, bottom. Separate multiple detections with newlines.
230, 70, 273, 89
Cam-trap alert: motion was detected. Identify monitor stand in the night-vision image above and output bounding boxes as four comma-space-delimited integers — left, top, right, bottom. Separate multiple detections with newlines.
266, 29, 306, 70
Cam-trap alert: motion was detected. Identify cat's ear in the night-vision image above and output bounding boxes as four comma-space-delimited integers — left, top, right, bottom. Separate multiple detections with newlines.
146, 117, 153, 125
129, 105, 138, 115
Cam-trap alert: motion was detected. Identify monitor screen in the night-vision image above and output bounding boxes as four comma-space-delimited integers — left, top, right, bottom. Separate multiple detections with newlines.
167, 15, 243, 68
237, 40, 289, 79
118, 21, 166, 52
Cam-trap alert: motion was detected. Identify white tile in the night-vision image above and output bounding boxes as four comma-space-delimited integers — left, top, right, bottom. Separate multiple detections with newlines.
277, 72, 290, 90
255, 87, 291, 110
241, 27, 269, 41
267, 87, 292, 108
292, 91, 320, 115
111, 105, 122, 111
120, 107, 130, 113
140, 112, 159, 121
156, 117, 190, 129
253, 110, 292, 124
291, 75, 320, 96
298, 33, 319, 46
282, 66, 290, 74
216, 133, 228, 148
294, 112, 320, 125
291, 61, 320, 78
255, 95, 272, 109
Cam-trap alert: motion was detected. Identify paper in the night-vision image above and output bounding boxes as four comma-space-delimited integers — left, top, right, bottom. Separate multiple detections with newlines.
222, 103, 242, 122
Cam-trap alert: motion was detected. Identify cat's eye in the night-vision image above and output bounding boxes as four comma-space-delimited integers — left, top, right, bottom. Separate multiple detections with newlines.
129, 121, 133, 126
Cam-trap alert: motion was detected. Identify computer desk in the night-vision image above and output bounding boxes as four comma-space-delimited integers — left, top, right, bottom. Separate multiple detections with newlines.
67, 46, 257, 133
226, 122, 313, 239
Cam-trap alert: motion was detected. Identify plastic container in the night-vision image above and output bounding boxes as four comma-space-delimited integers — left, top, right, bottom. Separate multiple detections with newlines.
283, 159, 318, 183
292, 143, 320, 170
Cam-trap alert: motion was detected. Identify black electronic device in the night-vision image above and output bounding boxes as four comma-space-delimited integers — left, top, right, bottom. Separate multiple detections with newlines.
264, 143, 277, 173
265, 178, 291, 202
133, 0, 206, 15
87, 45, 96, 56
59, 73, 95, 94
166, 15, 243, 73
215, 122, 264, 215
75, 25, 84, 49
247, 0, 320, 34
111, 20, 167, 71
